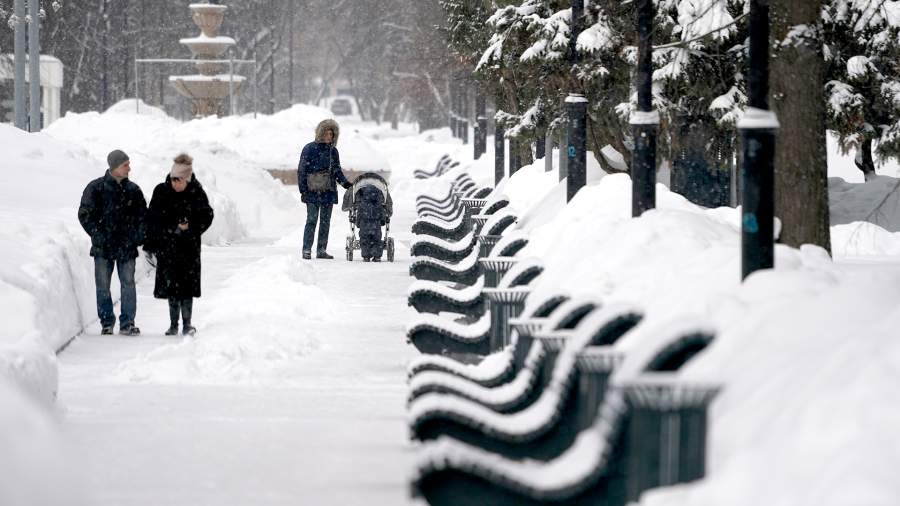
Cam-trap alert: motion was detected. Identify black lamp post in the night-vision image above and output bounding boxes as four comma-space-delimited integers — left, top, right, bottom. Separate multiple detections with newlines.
495, 93, 506, 185
632, 0, 658, 216
461, 82, 470, 145
566, 0, 587, 202
740, 0, 778, 279
475, 92, 487, 159
449, 77, 458, 138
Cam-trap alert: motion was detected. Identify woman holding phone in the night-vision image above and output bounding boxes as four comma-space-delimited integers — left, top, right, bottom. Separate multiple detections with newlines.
145, 153, 214, 336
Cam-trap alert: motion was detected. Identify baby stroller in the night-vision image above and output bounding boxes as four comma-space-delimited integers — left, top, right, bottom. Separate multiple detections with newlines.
341, 172, 395, 262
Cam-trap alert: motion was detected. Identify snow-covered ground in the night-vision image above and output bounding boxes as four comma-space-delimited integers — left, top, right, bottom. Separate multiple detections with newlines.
2, 97, 900, 505
0, 101, 461, 505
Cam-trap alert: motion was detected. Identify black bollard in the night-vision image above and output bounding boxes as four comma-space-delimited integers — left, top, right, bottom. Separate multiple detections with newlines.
495, 124, 506, 185
475, 93, 487, 159
632, 0, 657, 216
566, 0, 587, 202
566, 94, 588, 202
449, 83, 458, 139
461, 84, 470, 145
740, 0, 778, 279
509, 138, 519, 175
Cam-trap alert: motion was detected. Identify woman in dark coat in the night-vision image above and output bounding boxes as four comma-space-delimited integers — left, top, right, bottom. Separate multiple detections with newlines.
297, 118, 352, 259
145, 153, 214, 336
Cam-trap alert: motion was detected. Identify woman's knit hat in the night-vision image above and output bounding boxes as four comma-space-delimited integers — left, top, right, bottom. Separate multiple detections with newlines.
170, 153, 193, 181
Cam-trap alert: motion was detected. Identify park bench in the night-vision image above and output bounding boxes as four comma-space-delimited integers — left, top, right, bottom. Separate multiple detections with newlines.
410, 230, 480, 266
410, 319, 720, 506
407, 305, 644, 454
407, 295, 601, 396
406, 259, 544, 331
417, 182, 485, 216
407, 296, 612, 409
413, 154, 454, 179
412, 231, 527, 298
416, 177, 476, 214
413, 188, 495, 242
411, 208, 516, 263
475, 209, 518, 258
410, 233, 529, 289
405, 294, 569, 383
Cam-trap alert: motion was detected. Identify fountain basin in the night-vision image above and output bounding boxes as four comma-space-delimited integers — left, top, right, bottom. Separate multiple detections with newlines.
170, 75, 246, 99
179, 35, 236, 58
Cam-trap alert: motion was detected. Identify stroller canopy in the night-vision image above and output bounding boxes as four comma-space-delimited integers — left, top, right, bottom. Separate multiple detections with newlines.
342, 172, 392, 217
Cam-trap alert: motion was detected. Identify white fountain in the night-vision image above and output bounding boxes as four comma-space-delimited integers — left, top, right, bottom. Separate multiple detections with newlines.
169, 2, 245, 117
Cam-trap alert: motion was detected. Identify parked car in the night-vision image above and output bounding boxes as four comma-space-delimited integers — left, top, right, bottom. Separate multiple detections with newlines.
330, 97, 353, 116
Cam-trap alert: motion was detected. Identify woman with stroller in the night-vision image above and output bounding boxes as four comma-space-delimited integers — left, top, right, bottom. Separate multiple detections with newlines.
298, 119, 352, 260
145, 153, 214, 336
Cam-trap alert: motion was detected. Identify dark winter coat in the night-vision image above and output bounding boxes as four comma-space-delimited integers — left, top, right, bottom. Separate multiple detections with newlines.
78, 171, 147, 260
297, 119, 351, 205
145, 176, 214, 299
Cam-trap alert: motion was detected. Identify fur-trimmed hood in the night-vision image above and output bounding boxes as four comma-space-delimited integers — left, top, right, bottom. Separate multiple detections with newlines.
314, 119, 340, 145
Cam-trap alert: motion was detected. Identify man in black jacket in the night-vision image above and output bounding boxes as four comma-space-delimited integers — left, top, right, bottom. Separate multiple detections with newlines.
78, 150, 147, 336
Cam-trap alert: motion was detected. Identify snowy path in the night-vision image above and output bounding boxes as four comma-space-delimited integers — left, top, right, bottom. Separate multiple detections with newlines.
57, 213, 420, 504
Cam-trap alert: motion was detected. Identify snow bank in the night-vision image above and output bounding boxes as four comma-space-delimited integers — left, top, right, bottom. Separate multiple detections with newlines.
426, 150, 900, 505
0, 124, 105, 400
0, 379, 86, 506
171, 104, 389, 173
452, 170, 900, 506
113, 254, 334, 385
830, 175, 900, 232
0, 335, 58, 405
828, 175, 900, 256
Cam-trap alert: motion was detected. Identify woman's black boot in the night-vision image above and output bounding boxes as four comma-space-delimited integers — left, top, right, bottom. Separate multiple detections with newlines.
166, 299, 180, 335
181, 298, 197, 336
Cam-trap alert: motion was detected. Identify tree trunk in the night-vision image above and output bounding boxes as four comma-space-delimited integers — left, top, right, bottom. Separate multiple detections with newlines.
770, 0, 831, 253
855, 138, 877, 181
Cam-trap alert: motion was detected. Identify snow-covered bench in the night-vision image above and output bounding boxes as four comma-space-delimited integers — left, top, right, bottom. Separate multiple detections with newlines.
413, 154, 453, 179
406, 259, 544, 321
412, 211, 471, 242
413, 189, 494, 242
407, 277, 487, 317
407, 296, 614, 407
415, 172, 473, 210
417, 184, 489, 218
416, 173, 476, 210
411, 321, 720, 506
410, 230, 479, 264
412, 205, 520, 267
416, 177, 476, 215
406, 294, 570, 383
409, 233, 528, 287
476, 209, 518, 258
406, 260, 545, 362
407, 306, 644, 459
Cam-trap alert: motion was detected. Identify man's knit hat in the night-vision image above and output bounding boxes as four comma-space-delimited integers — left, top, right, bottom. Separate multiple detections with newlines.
170, 153, 194, 181
107, 149, 130, 169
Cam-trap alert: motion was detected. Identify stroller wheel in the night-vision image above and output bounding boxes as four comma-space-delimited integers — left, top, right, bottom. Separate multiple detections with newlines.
387, 237, 395, 262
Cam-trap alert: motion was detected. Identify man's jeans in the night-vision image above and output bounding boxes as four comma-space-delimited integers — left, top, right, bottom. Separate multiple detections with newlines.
303, 203, 333, 253
94, 256, 136, 328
